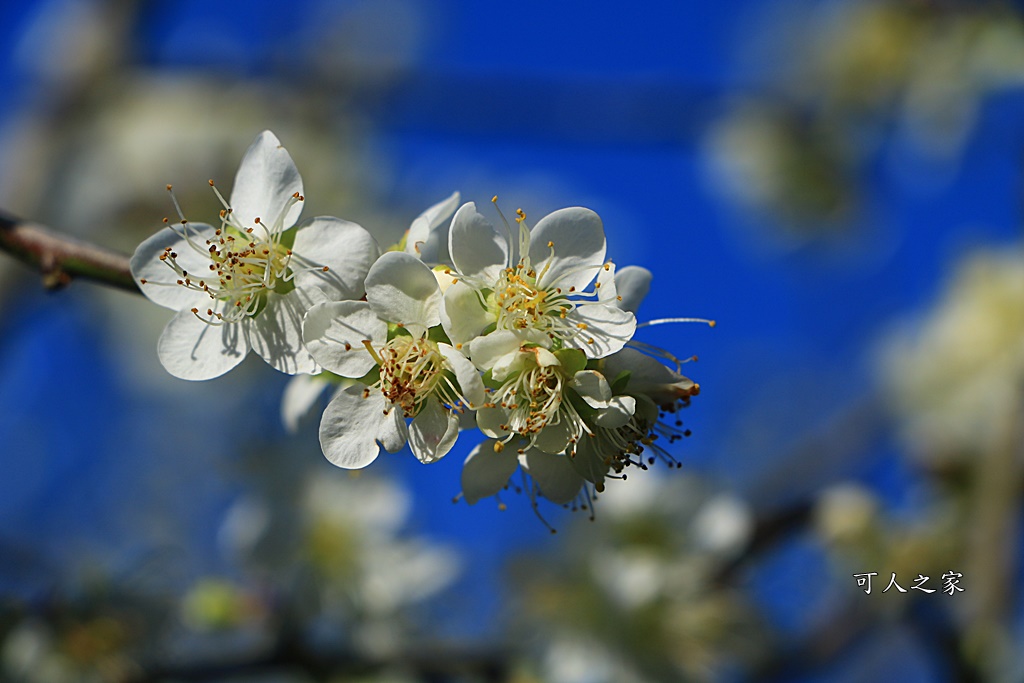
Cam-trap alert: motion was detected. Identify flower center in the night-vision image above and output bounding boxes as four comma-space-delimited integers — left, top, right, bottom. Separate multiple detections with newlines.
374, 336, 446, 417
493, 262, 572, 335
492, 361, 566, 434
160, 225, 293, 324
143, 183, 310, 325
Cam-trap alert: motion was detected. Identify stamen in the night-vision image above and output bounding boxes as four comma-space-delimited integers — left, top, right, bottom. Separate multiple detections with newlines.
637, 317, 716, 328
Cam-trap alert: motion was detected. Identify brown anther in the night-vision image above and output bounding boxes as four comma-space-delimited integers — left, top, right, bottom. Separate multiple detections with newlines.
207, 309, 213, 316
139, 278, 148, 284
176, 279, 183, 285
191, 307, 198, 314
166, 184, 173, 191
208, 179, 215, 186
322, 266, 330, 272
254, 217, 261, 224
569, 286, 576, 292
162, 217, 169, 223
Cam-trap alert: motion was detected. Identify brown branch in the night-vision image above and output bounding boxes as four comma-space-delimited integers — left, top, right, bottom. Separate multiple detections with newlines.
0, 210, 140, 294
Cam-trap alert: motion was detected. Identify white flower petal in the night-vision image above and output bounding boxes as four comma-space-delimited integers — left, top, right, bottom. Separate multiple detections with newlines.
611, 266, 652, 314
409, 398, 460, 464
302, 300, 387, 377
291, 217, 380, 300
250, 287, 326, 375
477, 407, 511, 439
405, 191, 460, 264
319, 386, 393, 468
533, 419, 572, 454
564, 303, 636, 358
229, 130, 303, 232
439, 343, 486, 408
521, 449, 584, 504
529, 207, 606, 292
570, 369, 613, 407
131, 223, 218, 311
461, 440, 519, 505
364, 251, 442, 328
157, 308, 250, 380
448, 202, 508, 284
281, 373, 332, 433
467, 329, 524, 372
601, 348, 696, 405
378, 402, 410, 453
569, 436, 611, 485
440, 280, 493, 346
594, 396, 636, 429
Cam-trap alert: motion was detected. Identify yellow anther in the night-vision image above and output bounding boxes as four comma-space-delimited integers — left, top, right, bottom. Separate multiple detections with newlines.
493, 441, 505, 453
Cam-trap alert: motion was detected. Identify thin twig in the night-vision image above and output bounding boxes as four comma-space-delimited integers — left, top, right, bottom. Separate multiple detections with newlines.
0, 210, 139, 294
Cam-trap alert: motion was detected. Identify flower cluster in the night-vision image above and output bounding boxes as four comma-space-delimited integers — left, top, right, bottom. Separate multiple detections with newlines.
132, 131, 710, 513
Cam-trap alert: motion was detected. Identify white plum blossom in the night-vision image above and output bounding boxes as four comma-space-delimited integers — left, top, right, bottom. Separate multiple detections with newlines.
470, 332, 635, 455
459, 345, 700, 509
402, 190, 461, 266
597, 263, 652, 315
131, 130, 379, 380
439, 200, 637, 361
302, 251, 485, 468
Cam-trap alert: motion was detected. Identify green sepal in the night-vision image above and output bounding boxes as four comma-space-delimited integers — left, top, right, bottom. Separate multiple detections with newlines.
481, 368, 508, 391
610, 370, 632, 396
554, 348, 587, 376
566, 388, 599, 423
357, 366, 380, 386
428, 325, 452, 346
272, 278, 296, 296
387, 324, 413, 340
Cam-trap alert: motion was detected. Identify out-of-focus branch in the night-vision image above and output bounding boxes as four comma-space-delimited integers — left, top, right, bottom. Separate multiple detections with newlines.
0, 210, 139, 293
125, 640, 511, 683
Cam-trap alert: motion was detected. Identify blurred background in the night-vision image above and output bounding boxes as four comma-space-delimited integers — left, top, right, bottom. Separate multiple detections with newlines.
2, 0, 1024, 681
